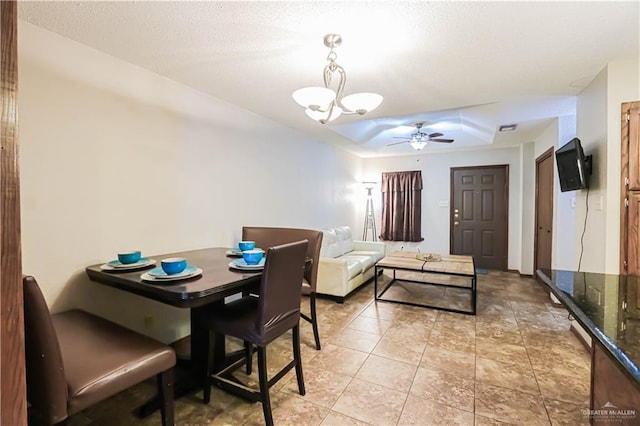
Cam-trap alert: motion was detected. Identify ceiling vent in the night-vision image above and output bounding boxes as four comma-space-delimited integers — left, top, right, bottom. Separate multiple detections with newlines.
499, 124, 518, 132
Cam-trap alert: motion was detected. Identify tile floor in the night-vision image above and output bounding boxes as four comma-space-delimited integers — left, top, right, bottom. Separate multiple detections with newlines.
60, 270, 592, 425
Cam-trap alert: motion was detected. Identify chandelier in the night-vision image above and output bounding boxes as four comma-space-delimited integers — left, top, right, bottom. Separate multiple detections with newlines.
292, 34, 383, 124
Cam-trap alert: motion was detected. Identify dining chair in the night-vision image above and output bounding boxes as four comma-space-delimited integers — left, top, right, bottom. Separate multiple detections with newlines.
23, 275, 176, 426
200, 240, 308, 426
242, 226, 323, 350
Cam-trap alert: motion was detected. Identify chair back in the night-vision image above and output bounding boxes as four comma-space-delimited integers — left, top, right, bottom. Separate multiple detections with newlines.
256, 240, 308, 343
23, 276, 69, 424
242, 227, 323, 292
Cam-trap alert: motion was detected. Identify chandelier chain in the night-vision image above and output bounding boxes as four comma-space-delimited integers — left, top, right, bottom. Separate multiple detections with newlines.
327, 49, 337, 63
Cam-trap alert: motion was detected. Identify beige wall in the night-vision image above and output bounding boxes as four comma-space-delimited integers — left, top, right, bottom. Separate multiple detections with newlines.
18, 22, 361, 343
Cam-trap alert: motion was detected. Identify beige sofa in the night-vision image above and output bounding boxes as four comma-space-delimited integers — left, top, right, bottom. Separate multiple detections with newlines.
316, 226, 386, 302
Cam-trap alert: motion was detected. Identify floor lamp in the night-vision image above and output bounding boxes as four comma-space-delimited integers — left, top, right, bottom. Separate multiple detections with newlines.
362, 182, 377, 241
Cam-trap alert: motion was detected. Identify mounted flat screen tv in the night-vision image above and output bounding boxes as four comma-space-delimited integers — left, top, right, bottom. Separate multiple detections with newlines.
555, 137, 592, 192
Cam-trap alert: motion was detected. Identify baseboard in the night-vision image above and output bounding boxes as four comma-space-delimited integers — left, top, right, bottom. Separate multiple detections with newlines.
549, 292, 563, 306
570, 320, 592, 351
315, 293, 345, 304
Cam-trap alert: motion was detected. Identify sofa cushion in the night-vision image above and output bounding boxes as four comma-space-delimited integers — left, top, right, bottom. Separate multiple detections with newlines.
340, 256, 364, 279
320, 229, 340, 258
341, 254, 376, 274
335, 226, 354, 255
344, 254, 376, 272
349, 250, 385, 263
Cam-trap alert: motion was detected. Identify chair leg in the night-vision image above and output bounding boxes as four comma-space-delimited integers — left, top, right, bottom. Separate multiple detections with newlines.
157, 369, 175, 426
309, 293, 321, 350
292, 324, 306, 396
257, 347, 274, 426
244, 341, 253, 375
203, 330, 213, 404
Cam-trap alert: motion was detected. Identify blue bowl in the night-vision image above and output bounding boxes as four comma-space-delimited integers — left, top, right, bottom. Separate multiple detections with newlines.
118, 250, 141, 264
238, 241, 256, 251
242, 249, 264, 265
161, 257, 187, 275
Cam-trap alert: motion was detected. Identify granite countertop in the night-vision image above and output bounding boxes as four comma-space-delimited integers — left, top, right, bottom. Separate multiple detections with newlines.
536, 269, 640, 384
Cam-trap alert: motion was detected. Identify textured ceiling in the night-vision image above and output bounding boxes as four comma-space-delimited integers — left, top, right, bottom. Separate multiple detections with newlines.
18, 1, 640, 157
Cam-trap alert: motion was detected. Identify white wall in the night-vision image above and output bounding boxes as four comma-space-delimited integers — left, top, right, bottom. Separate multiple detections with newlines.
543, 58, 640, 275
362, 147, 523, 271
575, 59, 640, 274
18, 22, 361, 343
520, 141, 535, 275
573, 67, 608, 273
543, 115, 579, 271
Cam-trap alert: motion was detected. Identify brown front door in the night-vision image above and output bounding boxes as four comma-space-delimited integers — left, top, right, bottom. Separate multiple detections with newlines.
534, 148, 554, 274
450, 165, 508, 270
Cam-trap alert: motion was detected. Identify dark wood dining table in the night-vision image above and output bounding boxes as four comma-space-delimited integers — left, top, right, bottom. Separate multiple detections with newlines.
85, 247, 263, 416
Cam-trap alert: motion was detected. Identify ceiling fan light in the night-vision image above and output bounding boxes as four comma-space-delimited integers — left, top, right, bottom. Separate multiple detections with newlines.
304, 105, 342, 123
410, 140, 427, 150
292, 87, 336, 109
341, 92, 383, 114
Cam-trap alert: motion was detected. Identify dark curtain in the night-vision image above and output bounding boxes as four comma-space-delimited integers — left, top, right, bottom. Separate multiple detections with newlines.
379, 171, 423, 242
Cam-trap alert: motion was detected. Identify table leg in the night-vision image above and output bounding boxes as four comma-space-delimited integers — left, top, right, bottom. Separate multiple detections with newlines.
471, 275, 477, 315
135, 303, 223, 417
375, 265, 379, 300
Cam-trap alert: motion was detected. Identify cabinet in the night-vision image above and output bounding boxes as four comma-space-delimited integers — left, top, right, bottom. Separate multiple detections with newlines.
620, 102, 640, 274
625, 192, 640, 275
536, 270, 640, 425
626, 105, 640, 190
592, 342, 640, 425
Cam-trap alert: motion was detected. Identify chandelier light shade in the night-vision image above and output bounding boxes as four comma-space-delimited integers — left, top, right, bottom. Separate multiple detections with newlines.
292, 34, 383, 124
292, 87, 336, 110
341, 93, 383, 114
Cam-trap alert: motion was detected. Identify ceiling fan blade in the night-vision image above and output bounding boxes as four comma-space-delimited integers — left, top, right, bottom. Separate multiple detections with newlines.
428, 132, 443, 138
430, 138, 454, 143
386, 141, 409, 146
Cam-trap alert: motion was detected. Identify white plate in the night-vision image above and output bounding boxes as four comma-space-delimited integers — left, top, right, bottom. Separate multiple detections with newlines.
148, 265, 199, 279
100, 258, 156, 271
225, 249, 243, 257
107, 257, 153, 268
228, 258, 265, 271
141, 267, 203, 282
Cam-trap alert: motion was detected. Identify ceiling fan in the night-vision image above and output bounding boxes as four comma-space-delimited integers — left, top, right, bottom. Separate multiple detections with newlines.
387, 122, 454, 150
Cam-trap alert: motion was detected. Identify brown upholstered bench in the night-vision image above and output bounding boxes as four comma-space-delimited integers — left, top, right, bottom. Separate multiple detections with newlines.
23, 275, 176, 425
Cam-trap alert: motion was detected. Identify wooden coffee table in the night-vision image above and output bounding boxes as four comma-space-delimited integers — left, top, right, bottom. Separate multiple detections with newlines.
374, 251, 477, 315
